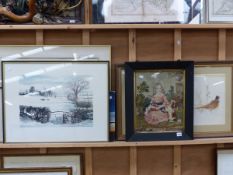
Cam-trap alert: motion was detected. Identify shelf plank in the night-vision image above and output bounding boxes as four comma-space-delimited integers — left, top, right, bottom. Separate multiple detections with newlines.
1, 137, 233, 148
2, 24, 233, 30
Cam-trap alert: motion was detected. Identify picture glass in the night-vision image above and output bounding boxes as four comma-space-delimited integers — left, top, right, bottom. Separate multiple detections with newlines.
217, 150, 233, 175
3, 155, 81, 175
3, 62, 108, 142
134, 70, 185, 133
194, 67, 232, 133
93, 0, 202, 24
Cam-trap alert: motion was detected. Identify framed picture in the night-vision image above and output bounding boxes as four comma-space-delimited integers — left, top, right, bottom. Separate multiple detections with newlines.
0, 45, 111, 143
125, 61, 194, 141
0, 87, 2, 142
2, 61, 109, 143
217, 149, 233, 175
206, 0, 233, 23
0, 45, 111, 87
0, 168, 72, 175
116, 65, 125, 140
92, 0, 202, 24
194, 62, 233, 137
3, 154, 83, 175
0, 0, 84, 24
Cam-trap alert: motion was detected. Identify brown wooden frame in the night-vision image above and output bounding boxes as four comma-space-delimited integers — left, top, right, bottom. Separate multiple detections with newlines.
0, 167, 72, 175
1, 153, 84, 175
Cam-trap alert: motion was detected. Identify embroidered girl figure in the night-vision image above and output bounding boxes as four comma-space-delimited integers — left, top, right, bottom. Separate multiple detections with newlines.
144, 83, 169, 125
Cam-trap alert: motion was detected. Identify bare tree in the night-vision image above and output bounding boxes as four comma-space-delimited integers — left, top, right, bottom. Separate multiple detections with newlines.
67, 79, 89, 108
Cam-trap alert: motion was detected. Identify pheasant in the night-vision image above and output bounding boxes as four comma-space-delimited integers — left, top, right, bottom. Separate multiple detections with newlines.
195, 96, 220, 110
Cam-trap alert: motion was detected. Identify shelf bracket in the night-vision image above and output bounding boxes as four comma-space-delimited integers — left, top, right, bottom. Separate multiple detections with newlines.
36, 30, 44, 45
130, 146, 137, 175
218, 29, 226, 61
85, 147, 93, 175
129, 29, 137, 62
174, 29, 182, 61
173, 145, 181, 175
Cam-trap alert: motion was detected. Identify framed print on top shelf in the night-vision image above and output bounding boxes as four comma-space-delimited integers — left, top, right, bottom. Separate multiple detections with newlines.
194, 62, 233, 137
0, 168, 72, 175
217, 149, 233, 175
3, 154, 83, 175
206, 0, 233, 23
125, 61, 194, 141
2, 61, 109, 143
92, 0, 203, 24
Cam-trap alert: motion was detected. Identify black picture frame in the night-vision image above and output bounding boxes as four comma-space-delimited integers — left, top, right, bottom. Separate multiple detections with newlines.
125, 61, 194, 141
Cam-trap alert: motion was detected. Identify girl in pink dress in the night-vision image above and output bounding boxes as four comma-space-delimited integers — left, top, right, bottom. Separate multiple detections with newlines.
144, 83, 169, 125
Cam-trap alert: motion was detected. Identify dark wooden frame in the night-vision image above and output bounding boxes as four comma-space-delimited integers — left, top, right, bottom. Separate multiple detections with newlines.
125, 61, 194, 141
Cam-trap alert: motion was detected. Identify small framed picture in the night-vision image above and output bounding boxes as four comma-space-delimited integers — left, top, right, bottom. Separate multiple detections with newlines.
217, 149, 233, 175
3, 154, 83, 175
116, 65, 126, 140
125, 61, 194, 141
206, 0, 233, 23
194, 62, 233, 137
2, 61, 109, 143
0, 168, 72, 175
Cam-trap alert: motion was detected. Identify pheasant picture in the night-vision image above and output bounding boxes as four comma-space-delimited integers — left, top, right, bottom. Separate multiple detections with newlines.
195, 96, 220, 111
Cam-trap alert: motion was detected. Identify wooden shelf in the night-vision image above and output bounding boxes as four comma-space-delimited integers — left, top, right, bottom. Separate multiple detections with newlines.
0, 137, 233, 148
1, 24, 233, 30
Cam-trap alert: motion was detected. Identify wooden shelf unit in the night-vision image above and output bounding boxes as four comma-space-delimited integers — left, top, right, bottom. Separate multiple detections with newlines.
1, 2, 233, 174
0, 25, 232, 175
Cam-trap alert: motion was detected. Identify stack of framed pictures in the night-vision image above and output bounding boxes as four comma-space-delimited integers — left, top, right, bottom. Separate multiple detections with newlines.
0, 45, 111, 143
0, 154, 83, 175
116, 61, 233, 141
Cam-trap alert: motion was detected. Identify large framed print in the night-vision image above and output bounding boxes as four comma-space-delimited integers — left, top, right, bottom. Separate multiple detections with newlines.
93, 0, 202, 24
3, 154, 82, 175
2, 61, 109, 143
194, 62, 233, 137
125, 61, 194, 141
217, 149, 233, 175
0, 168, 72, 175
206, 0, 233, 23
